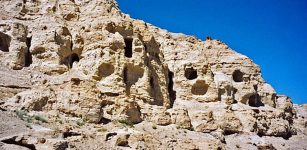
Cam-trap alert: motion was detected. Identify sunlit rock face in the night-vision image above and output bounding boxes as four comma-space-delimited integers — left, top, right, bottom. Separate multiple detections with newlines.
0, 0, 305, 149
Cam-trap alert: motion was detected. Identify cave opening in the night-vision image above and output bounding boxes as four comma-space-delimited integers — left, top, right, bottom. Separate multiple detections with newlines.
233, 70, 244, 82
25, 37, 32, 67
0, 32, 11, 52
150, 77, 154, 88
124, 38, 133, 58
148, 75, 164, 106
248, 94, 264, 107
184, 67, 198, 80
70, 53, 80, 67
168, 70, 176, 107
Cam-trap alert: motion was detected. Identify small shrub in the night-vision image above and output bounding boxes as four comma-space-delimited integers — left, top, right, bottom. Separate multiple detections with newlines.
152, 124, 157, 130
34, 115, 48, 123
76, 119, 85, 126
16, 110, 27, 120
16, 110, 32, 123
26, 117, 32, 123
25, 123, 32, 129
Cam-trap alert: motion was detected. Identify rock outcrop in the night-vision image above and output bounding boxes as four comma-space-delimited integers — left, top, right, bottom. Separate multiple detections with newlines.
0, 0, 306, 149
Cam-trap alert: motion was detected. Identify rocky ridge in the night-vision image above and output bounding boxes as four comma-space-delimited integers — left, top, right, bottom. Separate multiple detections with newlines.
0, 0, 306, 149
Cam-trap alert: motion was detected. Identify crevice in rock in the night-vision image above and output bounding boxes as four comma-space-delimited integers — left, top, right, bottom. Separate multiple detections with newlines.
283, 132, 292, 140
0, 32, 11, 52
61, 53, 80, 69
105, 132, 117, 141
257, 131, 264, 137
248, 94, 264, 107
124, 38, 133, 58
98, 117, 111, 124
1, 136, 36, 150
144, 44, 147, 51
142, 37, 166, 106
154, 53, 160, 62
185, 67, 197, 80
25, 37, 32, 67
253, 85, 258, 91
71, 78, 81, 85
223, 130, 238, 136
168, 69, 176, 108
149, 75, 164, 106
63, 131, 81, 138
70, 38, 73, 52
257, 144, 277, 150
233, 70, 243, 82
191, 80, 208, 95
232, 88, 238, 103
257, 129, 292, 140
149, 77, 154, 88
102, 92, 119, 97
123, 64, 144, 95
0, 85, 31, 89
57, 27, 76, 69
70, 53, 79, 67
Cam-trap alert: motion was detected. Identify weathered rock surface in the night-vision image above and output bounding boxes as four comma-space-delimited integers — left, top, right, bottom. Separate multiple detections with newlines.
0, 0, 306, 149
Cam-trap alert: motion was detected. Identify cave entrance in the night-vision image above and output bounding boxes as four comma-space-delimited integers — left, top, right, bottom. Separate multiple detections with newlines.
0, 32, 11, 52
124, 38, 133, 58
185, 67, 198, 80
148, 75, 164, 106
70, 53, 80, 67
168, 70, 176, 107
233, 70, 244, 82
248, 94, 264, 107
25, 37, 32, 67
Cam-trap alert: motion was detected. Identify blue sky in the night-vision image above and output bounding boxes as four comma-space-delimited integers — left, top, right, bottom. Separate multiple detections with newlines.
117, 0, 307, 104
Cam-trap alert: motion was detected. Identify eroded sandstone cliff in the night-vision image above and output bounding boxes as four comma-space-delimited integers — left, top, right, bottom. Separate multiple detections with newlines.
0, 0, 306, 149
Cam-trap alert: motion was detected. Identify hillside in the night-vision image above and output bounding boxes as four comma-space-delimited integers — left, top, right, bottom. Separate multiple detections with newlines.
0, 0, 306, 149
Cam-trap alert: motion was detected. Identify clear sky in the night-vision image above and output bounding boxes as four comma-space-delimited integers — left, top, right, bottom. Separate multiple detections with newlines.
116, 0, 307, 104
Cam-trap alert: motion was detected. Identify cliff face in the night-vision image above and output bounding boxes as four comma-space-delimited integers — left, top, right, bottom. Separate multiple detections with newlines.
0, 0, 306, 149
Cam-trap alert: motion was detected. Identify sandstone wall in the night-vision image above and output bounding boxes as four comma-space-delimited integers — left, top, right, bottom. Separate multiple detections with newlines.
0, 1, 302, 149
